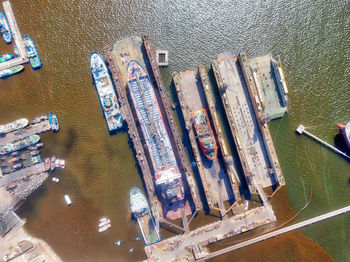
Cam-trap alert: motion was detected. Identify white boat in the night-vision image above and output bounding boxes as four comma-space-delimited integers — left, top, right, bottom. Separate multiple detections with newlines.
99, 217, 108, 223
64, 194, 72, 206
98, 219, 111, 228
98, 223, 111, 233
52, 177, 60, 183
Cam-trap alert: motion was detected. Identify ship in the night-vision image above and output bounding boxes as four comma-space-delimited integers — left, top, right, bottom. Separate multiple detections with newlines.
48, 112, 59, 132
0, 118, 28, 134
127, 60, 184, 202
0, 135, 40, 155
0, 11, 12, 44
0, 53, 14, 63
22, 34, 41, 69
337, 122, 350, 149
192, 109, 217, 160
91, 52, 123, 131
129, 187, 161, 245
0, 65, 24, 78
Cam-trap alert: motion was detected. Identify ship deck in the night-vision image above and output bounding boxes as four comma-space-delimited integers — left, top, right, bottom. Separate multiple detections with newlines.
173, 68, 239, 216
248, 55, 287, 120
213, 52, 281, 193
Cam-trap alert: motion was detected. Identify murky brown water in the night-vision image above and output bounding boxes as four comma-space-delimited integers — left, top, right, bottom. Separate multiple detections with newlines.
0, 0, 349, 261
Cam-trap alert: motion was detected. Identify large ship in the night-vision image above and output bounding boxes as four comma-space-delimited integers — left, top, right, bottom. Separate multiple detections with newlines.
127, 60, 184, 202
22, 34, 41, 69
0, 11, 12, 44
0, 53, 14, 63
91, 52, 123, 132
0, 118, 28, 134
192, 109, 217, 160
0, 135, 40, 155
129, 187, 161, 245
337, 122, 350, 149
0, 65, 24, 78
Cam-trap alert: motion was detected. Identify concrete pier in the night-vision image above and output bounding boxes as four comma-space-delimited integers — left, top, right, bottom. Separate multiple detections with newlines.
0, 0, 29, 71
296, 124, 350, 159
0, 162, 45, 187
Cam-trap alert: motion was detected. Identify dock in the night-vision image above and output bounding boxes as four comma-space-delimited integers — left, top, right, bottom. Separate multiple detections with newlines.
296, 124, 350, 159
0, 162, 45, 187
145, 205, 275, 261
201, 205, 350, 261
0, 0, 29, 71
212, 52, 284, 194
173, 66, 240, 216
0, 116, 53, 146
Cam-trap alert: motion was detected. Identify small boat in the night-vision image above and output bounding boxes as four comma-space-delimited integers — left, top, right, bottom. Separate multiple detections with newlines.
30, 150, 40, 156
31, 115, 47, 124
64, 195, 72, 206
113, 240, 121, 246
128, 248, 134, 253
337, 122, 350, 150
98, 219, 111, 228
0, 118, 28, 134
8, 157, 19, 163
0, 65, 24, 78
98, 223, 111, 233
10, 151, 18, 156
22, 34, 41, 69
44, 158, 50, 171
0, 11, 12, 44
48, 112, 59, 132
13, 163, 22, 169
0, 54, 14, 63
52, 177, 60, 183
55, 159, 65, 169
129, 187, 161, 245
50, 156, 56, 171
28, 142, 44, 150
99, 217, 108, 223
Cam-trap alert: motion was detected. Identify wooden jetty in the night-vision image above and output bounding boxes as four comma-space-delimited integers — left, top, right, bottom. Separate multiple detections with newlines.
0, 0, 29, 71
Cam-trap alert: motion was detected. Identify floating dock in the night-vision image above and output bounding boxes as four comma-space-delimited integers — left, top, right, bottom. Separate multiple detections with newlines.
173, 66, 240, 216
247, 54, 288, 120
0, 0, 29, 71
212, 52, 284, 194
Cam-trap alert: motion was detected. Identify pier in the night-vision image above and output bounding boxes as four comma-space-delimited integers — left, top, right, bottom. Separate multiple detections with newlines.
0, 162, 45, 186
0, 0, 29, 71
200, 205, 350, 261
296, 124, 350, 159
0, 116, 53, 146
173, 67, 239, 216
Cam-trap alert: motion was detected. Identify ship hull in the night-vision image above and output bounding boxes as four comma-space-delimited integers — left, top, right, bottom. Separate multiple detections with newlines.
0, 53, 14, 63
127, 60, 184, 202
23, 34, 41, 69
0, 118, 28, 134
91, 52, 123, 132
0, 65, 24, 78
0, 135, 40, 155
0, 11, 12, 44
338, 123, 350, 150
129, 187, 161, 245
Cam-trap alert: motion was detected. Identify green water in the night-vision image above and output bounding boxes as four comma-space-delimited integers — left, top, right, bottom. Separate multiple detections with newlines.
0, 0, 349, 261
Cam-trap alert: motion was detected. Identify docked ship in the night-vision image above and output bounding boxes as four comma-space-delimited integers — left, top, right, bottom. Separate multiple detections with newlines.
22, 34, 41, 69
192, 109, 217, 160
0, 11, 12, 44
0, 135, 40, 155
48, 112, 59, 132
337, 122, 350, 149
0, 53, 14, 63
129, 187, 161, 245
0, 65, 24, 78
91, 52, 123, 132
0, 118, 28, 134
127, 60, 184, 202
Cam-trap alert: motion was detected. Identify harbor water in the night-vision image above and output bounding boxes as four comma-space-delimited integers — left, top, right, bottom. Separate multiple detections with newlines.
0, 0, 349, 261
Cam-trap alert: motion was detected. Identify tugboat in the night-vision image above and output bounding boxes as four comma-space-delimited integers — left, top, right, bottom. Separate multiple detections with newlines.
0, 65, 24, 78
129, 187, 161, 245
192, 109, 217, 160
91, 52, 123, 132
48, 112, 59, 132
0, 53, 14, 63
0, 11, 12, 44
337, 122, 350, 150
22, 34, 41, 69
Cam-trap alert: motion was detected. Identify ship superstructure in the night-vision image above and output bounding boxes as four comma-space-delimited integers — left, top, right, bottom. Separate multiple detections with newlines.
91, 52, 123, 132
127, 60, 184, 202
192, 109, 217, 160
